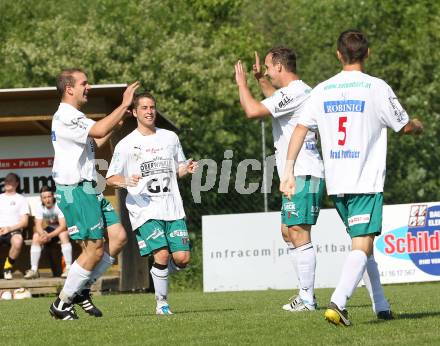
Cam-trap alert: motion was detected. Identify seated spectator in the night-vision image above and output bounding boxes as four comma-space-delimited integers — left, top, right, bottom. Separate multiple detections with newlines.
25, 186, 72, 279
0, 173, 29, 280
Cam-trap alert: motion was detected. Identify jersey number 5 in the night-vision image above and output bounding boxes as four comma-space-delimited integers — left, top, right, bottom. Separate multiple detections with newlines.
338, 116, 347, 146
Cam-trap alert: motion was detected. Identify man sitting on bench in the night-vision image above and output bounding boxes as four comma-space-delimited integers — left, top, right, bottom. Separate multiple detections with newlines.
25, 186, 71, 279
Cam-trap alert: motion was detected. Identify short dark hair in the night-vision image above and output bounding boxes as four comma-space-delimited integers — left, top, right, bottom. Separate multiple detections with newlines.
56, 68, 87, 97
39, 185, 54, 194
337, 30, 369, 64
132, 92, 156, 109
5, 172, 19, 183
267, 47, 297, 73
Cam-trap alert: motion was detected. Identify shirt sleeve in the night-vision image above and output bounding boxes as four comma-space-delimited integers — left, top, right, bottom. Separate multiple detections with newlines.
298, 95, 319, 131
58, 114, 95, 144
261, 87, 310, 119
18, 197, 30, 216
377, 84, 409, 132
175, 136, 187, 165
106, 143, 127, 178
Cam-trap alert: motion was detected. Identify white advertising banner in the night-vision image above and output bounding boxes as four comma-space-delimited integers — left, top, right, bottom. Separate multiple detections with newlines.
0, 135, 54, 211
202, 201, 440, 292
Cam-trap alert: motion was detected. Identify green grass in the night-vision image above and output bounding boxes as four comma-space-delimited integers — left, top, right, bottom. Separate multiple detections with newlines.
1, 282, 440, 345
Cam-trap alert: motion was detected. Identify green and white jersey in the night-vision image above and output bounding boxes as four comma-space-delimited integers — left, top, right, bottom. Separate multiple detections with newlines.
261, 80, 324, 179
51, 103, 96, 185
299, 71, 409, 195
106, 128, 186, 229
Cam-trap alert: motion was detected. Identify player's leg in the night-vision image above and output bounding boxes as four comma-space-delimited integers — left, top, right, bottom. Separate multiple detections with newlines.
24, 231, 44, 279
363, 254, 393, 319
134, 219, 171, 314
73, 194, 125, 317
152, 247, 172, 314
282, 176, 323, 312
325, 193, 383, 326
167, 219, 191, 275
50, 183, 105, 320
4, 232, 23, 280
286, 224, 316, 310
58, 230, 72, 278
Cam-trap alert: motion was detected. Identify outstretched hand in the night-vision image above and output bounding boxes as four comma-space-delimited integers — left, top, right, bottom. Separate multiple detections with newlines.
122, 81, 140, 108
253, 51, 264, 80
235, 60, 247, 87
125, 174, 141, 187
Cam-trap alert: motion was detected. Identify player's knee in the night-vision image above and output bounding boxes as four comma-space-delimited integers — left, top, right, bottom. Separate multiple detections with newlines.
154, 249, 170, 265
11, 234, 23, 249
173, 252, 190, 267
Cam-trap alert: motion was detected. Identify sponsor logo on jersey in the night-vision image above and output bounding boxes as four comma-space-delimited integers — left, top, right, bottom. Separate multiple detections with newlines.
140, 158, 173, 177
324, 99, 365, 114
146, 228, 165, 240
138, 240, 146, 249
375, 204, 440, 276
68, 225, 79, 235
169, 229, 188, 238
284, 201, 299, 218
329, 149, 361, 159
348, 214, 370, 226
304, 141, 317, 151
388, 97, 407, 123
323, 81, 371, 90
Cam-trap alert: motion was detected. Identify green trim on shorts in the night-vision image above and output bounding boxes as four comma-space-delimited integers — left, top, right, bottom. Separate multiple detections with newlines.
55, 181, 119, 240
281, 176, 325, 227
332, 193, 383, 238
135, 219, 190, 257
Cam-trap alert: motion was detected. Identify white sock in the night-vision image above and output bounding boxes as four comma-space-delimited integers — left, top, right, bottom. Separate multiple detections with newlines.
30, 245, 42, 271
150, 264, 169, 305
168, 257, 185, 275
59, 261, 92, 303
287, 244, 299, 288
331, 250, 368, 310
363, 255, 390, 313
61, 243, 73, 269
294, 243, 316, 304
83, 252, 115, 289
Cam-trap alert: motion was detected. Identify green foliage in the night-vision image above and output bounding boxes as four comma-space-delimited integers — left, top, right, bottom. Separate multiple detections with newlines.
0, 0, 438, 224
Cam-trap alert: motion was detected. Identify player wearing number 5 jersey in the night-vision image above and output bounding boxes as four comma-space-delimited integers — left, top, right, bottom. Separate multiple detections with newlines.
281, 30, 423, 326
107, 92, 197, 315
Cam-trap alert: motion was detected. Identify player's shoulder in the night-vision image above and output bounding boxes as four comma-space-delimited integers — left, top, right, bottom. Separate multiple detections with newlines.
366, 74, 392, 91
156, 128, 179, 140
117, 129, 139, 147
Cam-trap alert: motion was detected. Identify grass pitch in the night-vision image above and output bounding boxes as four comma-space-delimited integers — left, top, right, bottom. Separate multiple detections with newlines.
1, 282, 439, 345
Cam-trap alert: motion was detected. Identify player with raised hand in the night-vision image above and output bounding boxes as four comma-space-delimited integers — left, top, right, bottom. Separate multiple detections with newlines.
280, 30, 423, 326
106, 92, 197, 315
49, 69, 139, 320
235, 47, 325, 311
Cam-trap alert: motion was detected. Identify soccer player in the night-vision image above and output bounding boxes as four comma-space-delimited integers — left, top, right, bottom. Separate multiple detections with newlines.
106, 92, 197, 315
280, 30, 423, 326
49, 68, 139, 320
234, 48, 325, 311
0, 172, 29, 280
24, 185, 71, 279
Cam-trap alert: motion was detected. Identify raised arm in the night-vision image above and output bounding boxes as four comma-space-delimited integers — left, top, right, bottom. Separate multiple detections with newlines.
88, 81, 140, 139
253, 51, 276, 97
235, 60, 270, 119
279, 124, 309, 199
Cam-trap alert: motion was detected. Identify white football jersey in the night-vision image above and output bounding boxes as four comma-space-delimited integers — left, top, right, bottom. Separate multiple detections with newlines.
0, 193, 29, 228
34, 203, 64, 227
299, 71, 409, 195
261, 80, 324, 179
106, 128, 187, 230
51, 103, 97, 185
